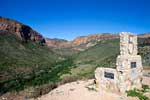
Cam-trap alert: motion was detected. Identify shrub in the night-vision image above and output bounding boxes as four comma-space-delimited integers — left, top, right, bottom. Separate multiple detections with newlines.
127, 88, 149, 100
141, 85, 150, 93
25, 82, 57, 99
59, 76, 77, 85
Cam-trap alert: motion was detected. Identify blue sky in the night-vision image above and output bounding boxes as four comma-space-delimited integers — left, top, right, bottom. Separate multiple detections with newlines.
1, 0, 150, 40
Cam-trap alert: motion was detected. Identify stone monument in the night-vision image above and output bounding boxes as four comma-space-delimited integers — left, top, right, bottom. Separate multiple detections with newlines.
95, 32, 143, 94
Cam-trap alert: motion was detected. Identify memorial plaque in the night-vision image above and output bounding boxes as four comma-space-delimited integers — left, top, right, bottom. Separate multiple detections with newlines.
131, 62, 136, 68
104, 72, 114, 79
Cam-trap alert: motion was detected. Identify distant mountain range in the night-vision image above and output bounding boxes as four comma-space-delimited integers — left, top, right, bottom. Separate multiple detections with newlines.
46, 33, 150, 56
46, 33, 150, 48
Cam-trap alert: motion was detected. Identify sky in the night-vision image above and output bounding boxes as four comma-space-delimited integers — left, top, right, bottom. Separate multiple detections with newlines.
0, 0, 150, 40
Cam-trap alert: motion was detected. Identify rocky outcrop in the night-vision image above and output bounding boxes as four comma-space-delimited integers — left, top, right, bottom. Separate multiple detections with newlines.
143, 37, 150, 46
138, 33, 150, 46
46, 33, 150, 53
70, 34, 119, 46
138, 33, 150, 38
46, 33, 119, 50
46, 38, 68, 48
0, 16, 45, 44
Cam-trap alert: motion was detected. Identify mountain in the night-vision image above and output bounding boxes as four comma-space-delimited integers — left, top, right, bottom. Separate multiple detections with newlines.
46, 33, 150, 56
138, 33, 150, 46
138, 33, 150, 38
64, 39, 120, 79
46, 38, 68, 48
59, 37, 150, 80
46, 33, 119, 48
46, 33, 150, 48
0, 17, 63, 95
46, 33, 119, 56
0, 16, 45, 45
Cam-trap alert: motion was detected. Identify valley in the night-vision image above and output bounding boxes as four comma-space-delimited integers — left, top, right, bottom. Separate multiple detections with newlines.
0, 17, 150, 99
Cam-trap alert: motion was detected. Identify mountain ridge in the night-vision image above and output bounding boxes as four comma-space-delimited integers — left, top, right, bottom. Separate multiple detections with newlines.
46, 33, 150, 56
46, 33, 119, 48
0, 16, 45, 45
46, 33, 150, 48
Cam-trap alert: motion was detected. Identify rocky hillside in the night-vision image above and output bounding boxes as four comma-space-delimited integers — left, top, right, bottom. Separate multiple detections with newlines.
0, 16, 45, 45
0, 17, 63, 95
138, 33, 150, 38
59, 37, 150, 80
138, 34, 150, 46
46, 33, 150, 56
46, 33, 119, 48
47, 33, 150, 48
46, 38, 68, 48
46, 34, 119, 56
70, 34, 119, 45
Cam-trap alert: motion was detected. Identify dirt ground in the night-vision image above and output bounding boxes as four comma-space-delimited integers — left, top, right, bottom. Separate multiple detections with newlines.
1, 70, 150, 100
32, 79, 140, 100
32, 69, 150, 100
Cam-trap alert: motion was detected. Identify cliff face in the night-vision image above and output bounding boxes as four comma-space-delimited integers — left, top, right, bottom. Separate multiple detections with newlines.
46, 33, 150, 49
70, 34, 119, 45
1, 16, 149, 52
138, 33, 150, 46
46, 34, 119, 49
46, 38, 68, 48
45, 33, 120, 56
138, 33, 150, 38
0, 16, 45, 44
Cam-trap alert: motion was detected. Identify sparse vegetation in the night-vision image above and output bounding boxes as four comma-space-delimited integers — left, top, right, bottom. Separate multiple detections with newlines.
73, 39, 120, 67
0, 56, 74, 95
0, 32, 150, 99
127, 85, 150, 100
25, 82, 57, 99
86, 83, 98, 92
0, 33, 59, 94
141, 85, 150, 93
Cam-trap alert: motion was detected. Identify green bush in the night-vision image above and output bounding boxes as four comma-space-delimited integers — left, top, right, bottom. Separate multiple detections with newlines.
25, 83, 57, 99
141, 85, 150, 93
127, 88, 150, 100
